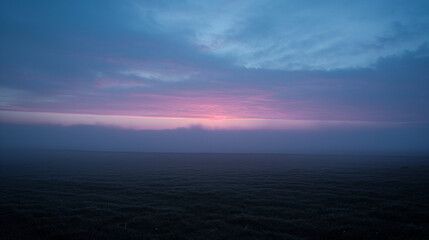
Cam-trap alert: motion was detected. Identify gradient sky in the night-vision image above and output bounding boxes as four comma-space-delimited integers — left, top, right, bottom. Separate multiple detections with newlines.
0, 0, 429, 152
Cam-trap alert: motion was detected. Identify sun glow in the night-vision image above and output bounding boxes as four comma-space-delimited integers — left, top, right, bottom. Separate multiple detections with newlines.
0, 110, 392, 131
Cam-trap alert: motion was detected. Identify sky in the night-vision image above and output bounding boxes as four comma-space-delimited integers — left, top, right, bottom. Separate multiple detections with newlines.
0, 0, 428, 153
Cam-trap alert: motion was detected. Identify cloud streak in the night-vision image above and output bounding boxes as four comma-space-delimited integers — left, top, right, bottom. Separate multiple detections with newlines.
121, 69, 197, 82
1, 110, 404, 131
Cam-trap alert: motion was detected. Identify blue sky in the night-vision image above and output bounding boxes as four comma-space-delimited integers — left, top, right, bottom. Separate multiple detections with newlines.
0, 0, 428, 152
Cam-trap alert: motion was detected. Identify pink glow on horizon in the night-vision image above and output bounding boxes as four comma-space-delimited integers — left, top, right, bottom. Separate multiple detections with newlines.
0, 110, 396, 130
0, 80, 380, 122
0, 86, 372, 122
120, 89, 285, 119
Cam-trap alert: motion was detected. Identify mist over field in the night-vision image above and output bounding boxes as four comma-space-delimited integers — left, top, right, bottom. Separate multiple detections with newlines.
1, 123, 429, 154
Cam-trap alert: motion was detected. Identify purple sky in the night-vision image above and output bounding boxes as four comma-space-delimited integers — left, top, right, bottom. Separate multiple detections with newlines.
0, 0, 428, 152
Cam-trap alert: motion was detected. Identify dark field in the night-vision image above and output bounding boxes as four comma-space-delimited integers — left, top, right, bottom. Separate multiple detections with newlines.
1, 150, 428, 240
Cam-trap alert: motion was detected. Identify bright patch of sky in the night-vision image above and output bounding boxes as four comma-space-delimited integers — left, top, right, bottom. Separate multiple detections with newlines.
140, 0, 429, 70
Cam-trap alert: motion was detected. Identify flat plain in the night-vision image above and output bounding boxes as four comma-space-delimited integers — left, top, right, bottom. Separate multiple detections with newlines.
1, 150, 428, 239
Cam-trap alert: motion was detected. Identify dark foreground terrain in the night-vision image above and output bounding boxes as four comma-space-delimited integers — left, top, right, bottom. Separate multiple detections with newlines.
0, 150, 428, 239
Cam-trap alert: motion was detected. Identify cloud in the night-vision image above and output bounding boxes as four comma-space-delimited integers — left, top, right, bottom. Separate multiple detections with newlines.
0, 0, 428, 125
0, 110, 399, 131
140, 0, 429, 70
1, 45, 428, 122
93, 79, 147, 89
121, 69, 197, 82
